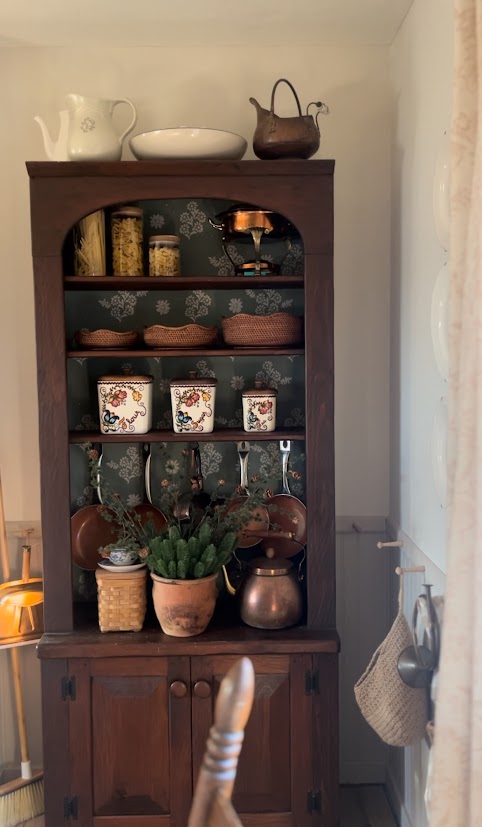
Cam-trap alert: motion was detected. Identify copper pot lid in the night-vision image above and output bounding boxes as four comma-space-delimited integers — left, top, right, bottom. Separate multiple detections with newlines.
170, 371, 217, 387
248, 557, 294, 576
242, 379, 277, 397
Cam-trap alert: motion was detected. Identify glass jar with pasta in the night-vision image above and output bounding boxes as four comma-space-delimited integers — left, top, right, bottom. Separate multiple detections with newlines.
73, 210, 106, 276
148, 235, 181, 277
111, 206, 144, 276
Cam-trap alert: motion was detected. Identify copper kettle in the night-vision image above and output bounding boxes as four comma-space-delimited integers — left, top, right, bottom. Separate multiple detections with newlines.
249, 78, 329, 160
222, 534, 305, 630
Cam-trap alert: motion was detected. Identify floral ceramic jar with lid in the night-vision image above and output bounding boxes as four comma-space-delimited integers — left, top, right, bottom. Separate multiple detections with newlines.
98, 371, 153, 434
170, 371, 217, 434
242, 380, 277, 432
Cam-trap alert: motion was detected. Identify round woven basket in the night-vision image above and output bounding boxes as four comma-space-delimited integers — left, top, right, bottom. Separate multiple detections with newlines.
75, 329, 139, 349
143, 324, 218, 349
222, 313, 303, 347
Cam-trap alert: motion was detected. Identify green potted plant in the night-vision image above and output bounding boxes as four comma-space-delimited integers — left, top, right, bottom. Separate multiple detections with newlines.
88, 449, 271, 637
141, 477, 270, 638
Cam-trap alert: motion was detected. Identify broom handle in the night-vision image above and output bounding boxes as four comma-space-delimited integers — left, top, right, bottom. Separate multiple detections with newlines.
0, 473, 11, 582
10, 646, 32, 778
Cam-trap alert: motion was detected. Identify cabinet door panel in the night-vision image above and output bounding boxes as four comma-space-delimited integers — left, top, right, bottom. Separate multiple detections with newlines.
70, 656, 191, 827
192, 654, 312, 826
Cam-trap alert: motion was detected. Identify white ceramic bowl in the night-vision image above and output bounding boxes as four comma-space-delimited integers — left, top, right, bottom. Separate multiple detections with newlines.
130, 128, 248, 161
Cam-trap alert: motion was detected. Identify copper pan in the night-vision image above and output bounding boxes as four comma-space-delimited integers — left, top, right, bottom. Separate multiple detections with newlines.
224, 441, 269, 549
261, 441, 307, 558
209, 205, 294, 240
71, 446, 167, 571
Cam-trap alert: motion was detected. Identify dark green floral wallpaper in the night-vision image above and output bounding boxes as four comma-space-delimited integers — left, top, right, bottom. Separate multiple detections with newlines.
67, 199, 306, 600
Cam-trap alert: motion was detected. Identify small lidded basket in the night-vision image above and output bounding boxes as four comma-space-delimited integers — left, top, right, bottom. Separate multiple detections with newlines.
97, 370, 153, 435
148, 235, 181, 276
170, 371, 217, 434
96, 568, 147, 633
242, 380, 277, 432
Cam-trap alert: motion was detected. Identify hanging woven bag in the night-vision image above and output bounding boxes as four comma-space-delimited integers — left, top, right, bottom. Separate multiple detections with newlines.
354, 574, 428, 747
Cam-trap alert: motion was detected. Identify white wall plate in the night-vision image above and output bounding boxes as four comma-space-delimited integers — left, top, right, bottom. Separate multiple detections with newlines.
431, 263, 448, 381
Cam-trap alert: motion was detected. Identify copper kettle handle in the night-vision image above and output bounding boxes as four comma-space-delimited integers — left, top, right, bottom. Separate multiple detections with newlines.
270, 78, 303, 117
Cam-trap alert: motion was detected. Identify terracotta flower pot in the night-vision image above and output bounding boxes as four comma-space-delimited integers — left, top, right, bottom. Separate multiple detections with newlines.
150, 572, 218, 637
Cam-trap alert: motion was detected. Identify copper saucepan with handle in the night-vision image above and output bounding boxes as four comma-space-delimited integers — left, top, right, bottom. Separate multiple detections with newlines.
71, 445, 167, 571
261, 440, 307, 558
224, 441, 269, 548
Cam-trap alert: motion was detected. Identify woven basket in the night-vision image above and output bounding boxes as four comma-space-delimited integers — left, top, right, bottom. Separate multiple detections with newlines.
222, 313, 303, 347
96, 567, 147, 632
143, 324, 218, 348
354, 596, 428, 747
75, 329, 139, 349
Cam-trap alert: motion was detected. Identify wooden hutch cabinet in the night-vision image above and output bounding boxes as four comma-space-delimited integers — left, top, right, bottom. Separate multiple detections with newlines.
27, 160, 339, 826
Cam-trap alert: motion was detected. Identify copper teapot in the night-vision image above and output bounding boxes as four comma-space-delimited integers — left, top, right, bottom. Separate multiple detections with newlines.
249, 78, 329, 160
222, 534, 305, 630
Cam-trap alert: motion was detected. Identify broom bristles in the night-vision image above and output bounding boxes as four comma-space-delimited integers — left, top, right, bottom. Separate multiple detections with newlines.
0, 777, 44, 827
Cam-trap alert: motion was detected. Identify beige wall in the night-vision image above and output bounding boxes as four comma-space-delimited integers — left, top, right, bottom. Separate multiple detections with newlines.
0, 43, 391, 521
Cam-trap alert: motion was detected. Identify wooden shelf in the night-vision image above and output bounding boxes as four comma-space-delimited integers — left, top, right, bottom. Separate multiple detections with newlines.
69, 427, 305, 444
67, 347, 305, 358
64, 275, 304, 290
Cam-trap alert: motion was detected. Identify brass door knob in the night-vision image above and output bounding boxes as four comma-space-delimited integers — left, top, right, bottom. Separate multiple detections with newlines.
170, 680, 188, 698
193, 680, 212, 698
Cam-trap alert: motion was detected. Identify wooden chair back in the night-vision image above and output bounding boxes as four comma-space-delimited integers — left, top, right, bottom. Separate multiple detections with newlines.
188, 657, 255, 827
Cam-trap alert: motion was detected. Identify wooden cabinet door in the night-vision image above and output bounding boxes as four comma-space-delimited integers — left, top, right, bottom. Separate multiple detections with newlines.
191, 654, 313, 827
69, 656, 191, 827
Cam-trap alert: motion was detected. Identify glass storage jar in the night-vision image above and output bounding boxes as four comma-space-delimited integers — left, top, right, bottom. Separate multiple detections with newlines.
148, 235, 181, 276
111, 206, 144, 276
73, 209, 106, 276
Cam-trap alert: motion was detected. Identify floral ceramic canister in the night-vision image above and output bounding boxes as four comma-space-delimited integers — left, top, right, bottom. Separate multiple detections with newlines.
170, 371, 217, 434
97, 372, 153, 435
242, 380, 277, 432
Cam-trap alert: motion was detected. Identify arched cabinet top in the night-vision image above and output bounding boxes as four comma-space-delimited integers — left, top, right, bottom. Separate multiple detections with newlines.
26, 160, 334, 258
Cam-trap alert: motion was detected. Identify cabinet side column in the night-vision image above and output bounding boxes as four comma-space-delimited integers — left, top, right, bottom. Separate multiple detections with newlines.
33, 256, 72, 631
305, 261, 335, 628
41, 659, 70, 825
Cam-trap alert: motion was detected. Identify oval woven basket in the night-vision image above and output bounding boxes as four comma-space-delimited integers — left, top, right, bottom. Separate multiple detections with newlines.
222, 312, 303, 347
74, 329, 139, 349
143, 324, 218, 349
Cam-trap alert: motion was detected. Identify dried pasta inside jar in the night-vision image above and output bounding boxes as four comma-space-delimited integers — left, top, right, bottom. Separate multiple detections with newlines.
111, 206, 144, 276
148, 235, 181, 277
73, 210, 106, 276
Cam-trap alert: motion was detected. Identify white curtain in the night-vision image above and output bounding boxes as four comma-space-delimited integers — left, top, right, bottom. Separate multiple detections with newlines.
430, 1, 482, 825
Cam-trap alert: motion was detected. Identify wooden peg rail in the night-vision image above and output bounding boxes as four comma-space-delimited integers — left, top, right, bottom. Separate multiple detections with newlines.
395, 565, 426, 575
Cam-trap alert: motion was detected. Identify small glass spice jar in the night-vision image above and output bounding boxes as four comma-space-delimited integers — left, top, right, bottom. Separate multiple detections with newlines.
111, 206, 144, 276
148, 235, 181, 276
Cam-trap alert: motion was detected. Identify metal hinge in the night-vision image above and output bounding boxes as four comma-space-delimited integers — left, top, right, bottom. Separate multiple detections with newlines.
63, 795, 78, 820
61, 676, 76, 701
305, 670, 320, 695
307, 790, 321, 814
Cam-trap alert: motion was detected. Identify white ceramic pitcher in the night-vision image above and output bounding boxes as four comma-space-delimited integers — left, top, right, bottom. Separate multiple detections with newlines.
66, 93, 137, 161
